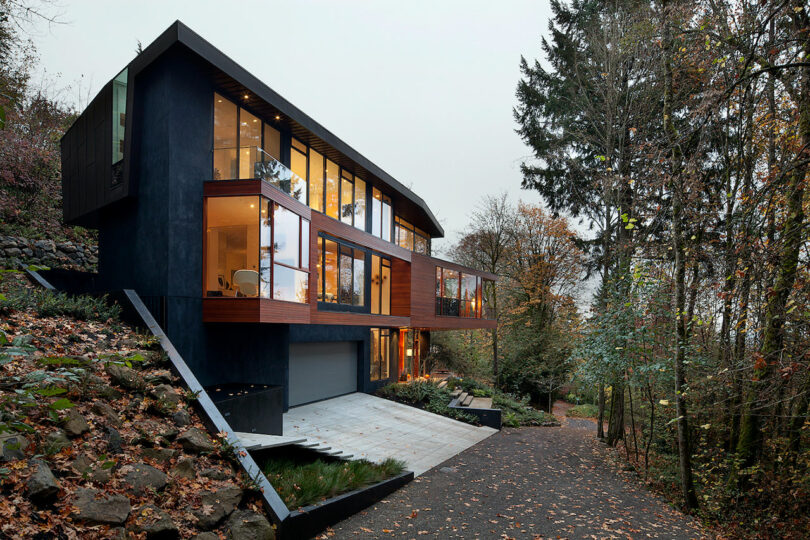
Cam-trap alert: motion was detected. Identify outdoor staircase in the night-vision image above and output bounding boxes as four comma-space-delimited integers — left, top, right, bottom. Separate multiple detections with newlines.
235, 432, 354, 460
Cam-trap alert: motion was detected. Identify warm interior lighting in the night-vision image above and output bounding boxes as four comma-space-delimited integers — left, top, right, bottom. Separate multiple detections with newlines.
406, 348, 413, 357
249, 203, 255, 208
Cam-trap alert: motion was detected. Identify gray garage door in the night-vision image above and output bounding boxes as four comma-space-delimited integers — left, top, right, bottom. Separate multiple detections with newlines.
288, 342, 358, 407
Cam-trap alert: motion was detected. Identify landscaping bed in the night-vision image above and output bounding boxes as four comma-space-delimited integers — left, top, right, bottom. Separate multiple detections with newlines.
259, 447, 406, 510
565, 403, 599, 418
378, 377, 557, 427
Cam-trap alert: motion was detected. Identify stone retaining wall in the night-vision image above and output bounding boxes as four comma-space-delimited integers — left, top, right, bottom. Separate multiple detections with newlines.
0, 236, 98, 271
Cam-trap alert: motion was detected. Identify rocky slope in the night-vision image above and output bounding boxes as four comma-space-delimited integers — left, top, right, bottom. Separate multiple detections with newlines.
0, 275, 274, 539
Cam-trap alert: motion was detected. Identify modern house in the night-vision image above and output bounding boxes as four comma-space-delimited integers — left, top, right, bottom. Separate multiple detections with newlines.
60, 21, 496, 412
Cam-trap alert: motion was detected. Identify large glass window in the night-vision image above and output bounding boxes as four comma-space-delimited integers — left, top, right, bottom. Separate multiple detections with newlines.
414, 228, 430, 255
341, 173, 354, 226
239, 109, 262, 179
205, 196, 260, 297
325, 159, 339, 220
395, 216, 414, 251
213, 94, 238, 180
112, 68, 127, 165
205, 196, 309, 303
212, 94, 305, 203
308, 148, 323, 213
371, 188, 382, 238
435, 266, 490, 318
370, 328, 391, 381
370, 254, 391, 315
317, 236, 367, 308
354, 177, 366, 231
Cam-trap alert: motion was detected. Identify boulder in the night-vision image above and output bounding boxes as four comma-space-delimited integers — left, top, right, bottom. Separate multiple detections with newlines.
90, 466, 112, 484
106, 427, 125, 454
225, 510, 274, 540
146, 371, 173, 385
72, 453, 94, 475
73, 487, 131, 525
191, 533, 220, 540
26, 459, 60, 504
130, 504, 179, 539
91, 400, 121, 426
193, 486, 243, 530
121, 463, 167, 495
177, 428, 214, 454
171, 458, 196, 480
141, 447, 176, 464
200, 467, 229, 481
150, 384, 183, 408
105, 363, 145, 391
171, 409, 191, 427
0, 433, 29, 461
43, 430, 71, 454
63, 409, 90, 438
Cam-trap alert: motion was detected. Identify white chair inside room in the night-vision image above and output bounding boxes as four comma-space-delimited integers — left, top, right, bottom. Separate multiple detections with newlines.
233, 269, 259, 297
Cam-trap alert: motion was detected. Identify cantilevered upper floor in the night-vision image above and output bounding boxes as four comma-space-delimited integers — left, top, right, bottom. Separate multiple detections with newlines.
60, 21, 496, 331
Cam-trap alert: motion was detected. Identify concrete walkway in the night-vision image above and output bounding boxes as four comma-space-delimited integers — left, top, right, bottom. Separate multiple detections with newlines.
282, 393, 497, 476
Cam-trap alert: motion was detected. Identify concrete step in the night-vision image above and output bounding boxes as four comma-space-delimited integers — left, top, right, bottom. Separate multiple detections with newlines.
437, 380, 448, 388
457, 392, 469, 403
450, 389, 462, 398
462, 394, 474, 407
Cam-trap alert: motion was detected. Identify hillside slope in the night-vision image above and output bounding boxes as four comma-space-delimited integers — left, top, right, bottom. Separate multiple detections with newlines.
0, 273, 274, 539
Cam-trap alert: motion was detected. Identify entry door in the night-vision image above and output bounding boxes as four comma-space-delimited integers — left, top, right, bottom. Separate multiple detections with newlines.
288, 342, 357, 407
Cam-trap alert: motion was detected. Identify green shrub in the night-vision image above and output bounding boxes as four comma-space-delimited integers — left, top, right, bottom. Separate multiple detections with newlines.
492, 392, 555, 426
566, 403, 599, 418
263, 457, 406, 509
377, 381, 478, 424
0, 286, 120, 321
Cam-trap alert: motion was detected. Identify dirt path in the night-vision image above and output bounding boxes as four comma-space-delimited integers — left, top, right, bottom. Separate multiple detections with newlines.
324, 402, 708, 539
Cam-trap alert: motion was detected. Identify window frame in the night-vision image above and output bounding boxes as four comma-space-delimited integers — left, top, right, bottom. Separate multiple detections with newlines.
316, 232, 371, 313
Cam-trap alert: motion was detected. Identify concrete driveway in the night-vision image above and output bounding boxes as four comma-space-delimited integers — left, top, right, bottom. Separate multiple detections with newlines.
282, 393, 497, 476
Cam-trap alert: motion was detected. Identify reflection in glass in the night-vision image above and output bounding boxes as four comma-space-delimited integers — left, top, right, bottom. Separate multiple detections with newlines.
341, 174, 354, 225
372, 188, 382, 237
300, 220, 310, 269
112, 69, 127, 165
264, 125, 281, 161
353, 249, 365, 306
441, 268, 460, 316
205, 196, 259, 297
354, 178, 366, 231
260, 199, 272, 298
273, 265, 308, 303
339, 245, 353, 304
213, 94, 238, 180
382, 196, 392, 242
273, 204, 300, 267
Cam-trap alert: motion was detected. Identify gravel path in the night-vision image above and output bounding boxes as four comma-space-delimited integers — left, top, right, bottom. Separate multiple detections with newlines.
324, 402, 708, 539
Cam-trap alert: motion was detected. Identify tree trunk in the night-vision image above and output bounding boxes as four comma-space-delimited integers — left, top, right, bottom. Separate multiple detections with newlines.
598, 383, 606, 439
736, 11, 809, 466
606, 384, 625, 447
662, 0, 699, 510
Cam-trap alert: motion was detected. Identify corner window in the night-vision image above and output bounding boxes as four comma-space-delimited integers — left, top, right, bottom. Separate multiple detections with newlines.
435, 265, 488, 318
370, 328, 391, 381
205, 195, 309, 303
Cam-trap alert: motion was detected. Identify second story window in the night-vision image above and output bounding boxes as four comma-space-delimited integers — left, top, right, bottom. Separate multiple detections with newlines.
395, 216, 431, 255
434, 265, 493, 319
317, 236, 365, 307
205, 195, 309, 303
371, 188, 392, 241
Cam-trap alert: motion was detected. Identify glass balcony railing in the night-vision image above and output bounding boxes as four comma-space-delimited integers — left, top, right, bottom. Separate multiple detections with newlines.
212, 146, 307, 204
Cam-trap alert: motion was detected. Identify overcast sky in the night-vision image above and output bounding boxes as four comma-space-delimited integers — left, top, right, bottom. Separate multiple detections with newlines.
34, 0, 553, 252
